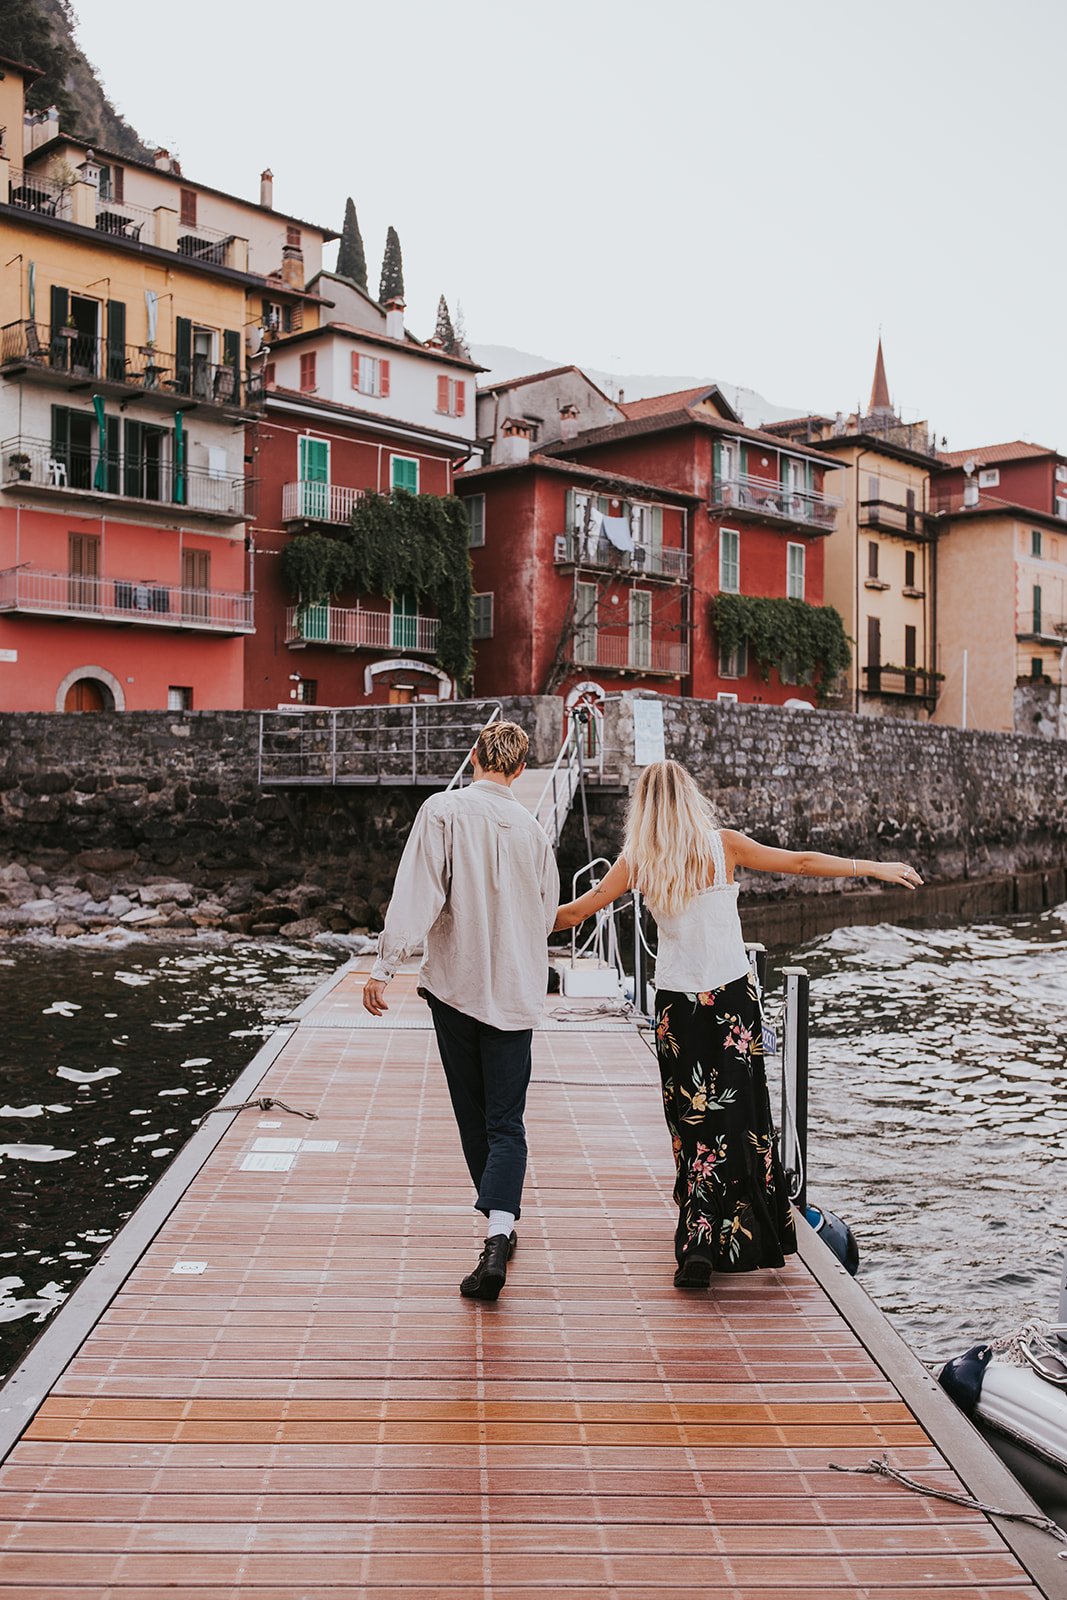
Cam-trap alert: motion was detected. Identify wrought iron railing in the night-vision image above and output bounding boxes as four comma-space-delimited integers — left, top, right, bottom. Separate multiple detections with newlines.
555, 529, 689, 580
281, 482, 367, 524
0, 321, 261, 409
257, 700, 505, 786
711, 472, 840, 529
0, 565, 253, 632
286, 603, 439, 653
2, 435, 248, 518
572, 633, 689, 675
862, 665, 940, 700
858, 498, 933, 539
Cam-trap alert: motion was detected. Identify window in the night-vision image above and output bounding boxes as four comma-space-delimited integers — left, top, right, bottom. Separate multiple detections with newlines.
905, 486, 917, 533
867, 615, 882, 691
905, 550, 916, 588
98, 163, 124, 203
299, 352, 317, 393
629, 589, 651, 669
297, 435, 329, 517
294, 678, 317, 704
1057, 465, 1067, 483
719, 638, 748, 679
352, 352, 390, 396
719, 527, 740, 593
1031, 657, 1044, 679
167, 686, 193, 711
466, 494, 485, 548
786, 542, 805, 600
263, 360, 276, 388
1033, 584, 1042, 634
392, 591, 418, 650
574, 581, 598, 662
436, 376, 467, 417
978, 467, 1000, 488
391, 455, 419, 493
182, 550, 210, 621
866, 474, 880, 503
68, 533, 100, 609
286, 224, 302, 249
179, 188, 197, 226
1031, 529, 1043, 558
904, 625, 917, 693
867, 540, 880, 579
472, 593, 494, 639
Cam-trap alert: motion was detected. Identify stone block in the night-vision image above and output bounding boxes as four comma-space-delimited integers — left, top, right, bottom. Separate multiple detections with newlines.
77, 850, 136, 873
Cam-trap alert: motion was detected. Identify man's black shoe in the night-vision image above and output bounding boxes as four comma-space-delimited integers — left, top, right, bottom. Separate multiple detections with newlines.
673, 1251, 713, 1290
461, 1234, 511, 1300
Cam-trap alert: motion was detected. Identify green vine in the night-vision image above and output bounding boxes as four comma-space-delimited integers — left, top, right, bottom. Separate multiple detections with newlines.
712, 594, 851, 704
279, 492, 473, 686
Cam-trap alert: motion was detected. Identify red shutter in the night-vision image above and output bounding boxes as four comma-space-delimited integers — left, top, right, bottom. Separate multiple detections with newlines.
180, 187, 196, 225
379, 359, 390, 398
455, 380, 466, 417
300, 352, 316, 392
264, 361, 276, 388
351, 351, 360, 390
113, 167, 124, 203
437, 375, 449, 413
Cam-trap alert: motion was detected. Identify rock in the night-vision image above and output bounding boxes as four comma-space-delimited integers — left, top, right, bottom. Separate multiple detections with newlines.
77, 849, 136, 874
27, 867, 49, 886
13, 899, 58, 926
139, 882, 194, 907
81, 872, 111, 900
107, 895, 134, 918
54, 922, 85, 938
119, 906, 165, 926
196, 899, 228, 920
0, 879, 37, 908
279, 916, 324, 939
0, 863, 30, 885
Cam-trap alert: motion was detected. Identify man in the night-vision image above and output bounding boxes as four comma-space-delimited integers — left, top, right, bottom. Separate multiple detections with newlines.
362, 720, 559, 1301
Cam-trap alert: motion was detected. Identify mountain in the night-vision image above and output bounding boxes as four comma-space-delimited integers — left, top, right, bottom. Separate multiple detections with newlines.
6, 0, 152, 160
470, 343, 805, 428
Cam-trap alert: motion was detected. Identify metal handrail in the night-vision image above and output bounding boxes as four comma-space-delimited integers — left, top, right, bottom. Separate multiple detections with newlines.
444, 703, 503, 792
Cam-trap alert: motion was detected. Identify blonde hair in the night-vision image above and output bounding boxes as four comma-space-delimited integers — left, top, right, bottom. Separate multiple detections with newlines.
475, 719, 529, 775
622, 760, 722, 915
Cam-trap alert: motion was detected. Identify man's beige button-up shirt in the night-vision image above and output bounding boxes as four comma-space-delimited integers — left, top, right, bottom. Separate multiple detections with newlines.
371, 779, 560, 1031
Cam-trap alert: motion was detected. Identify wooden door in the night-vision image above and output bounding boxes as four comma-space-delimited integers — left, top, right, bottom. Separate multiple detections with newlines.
64, 679, 107, 712
68, 534, 100, 612
182, 549, 210, 621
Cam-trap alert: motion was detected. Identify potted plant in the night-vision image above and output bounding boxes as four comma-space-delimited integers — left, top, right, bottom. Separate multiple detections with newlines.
8, 450, 32, 481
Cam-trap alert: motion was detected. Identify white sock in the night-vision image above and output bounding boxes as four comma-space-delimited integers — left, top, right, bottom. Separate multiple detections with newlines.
487, 1209, 515, 1239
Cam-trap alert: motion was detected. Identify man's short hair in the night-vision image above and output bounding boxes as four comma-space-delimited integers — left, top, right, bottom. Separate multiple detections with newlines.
475, 720, 529, 775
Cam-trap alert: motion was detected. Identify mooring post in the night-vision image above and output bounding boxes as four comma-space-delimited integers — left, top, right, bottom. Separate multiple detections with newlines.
780, 964, 810, 1214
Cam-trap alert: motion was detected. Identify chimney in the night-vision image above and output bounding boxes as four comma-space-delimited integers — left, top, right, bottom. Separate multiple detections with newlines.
153, 147, 171, 170
500, 416, 534, 465
384, 296, 405, 340
25, 106, 60, 152
260, 168, 273, 208
559, 403, 580, 443
962, 459, 979, 508
280, 243, 305, 291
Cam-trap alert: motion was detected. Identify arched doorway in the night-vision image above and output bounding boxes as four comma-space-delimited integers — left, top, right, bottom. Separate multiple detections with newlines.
55, 666, 125, 712
363, 658, 453, 703
564, 680, 606, 758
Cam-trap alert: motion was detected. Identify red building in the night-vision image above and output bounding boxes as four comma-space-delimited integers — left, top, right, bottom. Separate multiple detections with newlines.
934, 440, 1067, 519
244, 275, 483, 707
539, 385, 840, 703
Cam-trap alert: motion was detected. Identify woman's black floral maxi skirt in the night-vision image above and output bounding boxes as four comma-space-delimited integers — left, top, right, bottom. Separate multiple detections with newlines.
655, 971, 796, 1271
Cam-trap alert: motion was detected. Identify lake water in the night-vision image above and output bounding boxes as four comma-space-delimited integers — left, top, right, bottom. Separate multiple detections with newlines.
1, 909, 1065, 1379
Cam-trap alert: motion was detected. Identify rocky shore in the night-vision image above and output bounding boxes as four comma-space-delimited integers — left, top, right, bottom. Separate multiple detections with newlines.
0, 850, 371, 943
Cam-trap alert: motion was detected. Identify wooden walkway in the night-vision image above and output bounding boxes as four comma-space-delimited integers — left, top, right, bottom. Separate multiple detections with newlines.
0, 966, 1059, 1597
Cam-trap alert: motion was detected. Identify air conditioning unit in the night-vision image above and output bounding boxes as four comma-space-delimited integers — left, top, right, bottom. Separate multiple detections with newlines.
1056, 497, 1067, 519
717, 691, 739, 704
554, 535, 569, 561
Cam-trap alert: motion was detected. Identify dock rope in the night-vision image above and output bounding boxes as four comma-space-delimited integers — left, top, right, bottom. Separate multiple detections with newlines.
829, 1454, 1067, 1550
200, 1095, 319, 1121
990, 1321, 1067, 1385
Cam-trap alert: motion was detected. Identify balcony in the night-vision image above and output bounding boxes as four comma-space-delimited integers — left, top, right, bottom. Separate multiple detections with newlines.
554, 530, 689, 582
286, 604, 440, 654
572, 633, 689, 677
281, 482, 367, 526
2, 435, 249, 521
862, 665, 940, 704
711, 472, 840, 531
0, 321, 263, 413
859, 498, 935, 541
0, 565, 254, 633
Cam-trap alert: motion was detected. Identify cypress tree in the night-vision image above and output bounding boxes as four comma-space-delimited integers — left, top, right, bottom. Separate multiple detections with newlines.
434, 295, 456, 353
335, 197, 368, 290
378, 227, 405, 304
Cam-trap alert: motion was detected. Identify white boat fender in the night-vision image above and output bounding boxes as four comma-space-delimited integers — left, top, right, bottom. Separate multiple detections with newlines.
805, 1204, 859, 1277
938, 1342, 994, 1417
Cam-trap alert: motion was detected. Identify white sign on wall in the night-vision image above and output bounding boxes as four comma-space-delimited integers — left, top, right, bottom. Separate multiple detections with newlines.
632, 698, 665, 765
0, 650, 17, 663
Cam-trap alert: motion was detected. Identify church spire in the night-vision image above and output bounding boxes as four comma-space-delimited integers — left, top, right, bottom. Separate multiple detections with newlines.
869, 336, 892, 414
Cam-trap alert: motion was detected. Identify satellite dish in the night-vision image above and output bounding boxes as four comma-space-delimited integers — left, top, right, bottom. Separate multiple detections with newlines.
963, 457, 977, 475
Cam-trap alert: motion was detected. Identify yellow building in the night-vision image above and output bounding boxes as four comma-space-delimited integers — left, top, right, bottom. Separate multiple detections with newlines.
0, 55, 335, 710
766, 342, 940, 718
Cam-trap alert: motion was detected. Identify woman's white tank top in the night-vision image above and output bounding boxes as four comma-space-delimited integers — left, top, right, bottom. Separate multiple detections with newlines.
651, 829, 751, 994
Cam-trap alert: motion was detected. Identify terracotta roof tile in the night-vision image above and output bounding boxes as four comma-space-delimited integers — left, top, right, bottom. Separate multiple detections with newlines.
456, 452, 701, 503
541, 408, 837, 468
620, 386, 716, 420
478, 365, 616, 405
938, 440, 1056, 467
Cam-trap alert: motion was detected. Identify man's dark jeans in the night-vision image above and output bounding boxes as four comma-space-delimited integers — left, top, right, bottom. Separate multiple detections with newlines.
426, 992, 533, 1219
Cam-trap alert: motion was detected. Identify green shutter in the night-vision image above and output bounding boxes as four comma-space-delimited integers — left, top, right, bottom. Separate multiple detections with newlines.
565, 488, 576, 533
392, 589, 417, 649
713, 440, 722, 484
173, 411, 186, 505
50, 286, 69, 369
175, 317, 192, 394
124, 419, 144, 499
104, 415, 120, 494
299, 436, 329, 518
106, 300, 126, 382
391, 457, 418, 493
92, 396, 107, 490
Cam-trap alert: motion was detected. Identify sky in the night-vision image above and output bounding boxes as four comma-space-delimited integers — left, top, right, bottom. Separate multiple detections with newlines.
66, 0, 1066, 449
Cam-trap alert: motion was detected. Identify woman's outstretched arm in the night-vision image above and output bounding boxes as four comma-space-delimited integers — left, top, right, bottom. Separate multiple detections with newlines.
552, 856, 632, 931
723, 830, 923, 889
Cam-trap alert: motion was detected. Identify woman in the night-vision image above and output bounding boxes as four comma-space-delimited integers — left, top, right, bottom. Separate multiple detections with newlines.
553, 760, 923, 1289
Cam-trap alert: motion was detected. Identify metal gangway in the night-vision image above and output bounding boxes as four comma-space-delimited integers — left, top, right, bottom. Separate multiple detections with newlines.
257, 700, 505, 787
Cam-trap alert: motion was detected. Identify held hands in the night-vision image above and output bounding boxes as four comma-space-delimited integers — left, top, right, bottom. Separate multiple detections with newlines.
871, 861, 924, 891
362, 978, 390, 1016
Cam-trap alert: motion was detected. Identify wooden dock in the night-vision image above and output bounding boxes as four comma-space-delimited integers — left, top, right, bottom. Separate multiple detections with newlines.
0, 964, 1060, 1597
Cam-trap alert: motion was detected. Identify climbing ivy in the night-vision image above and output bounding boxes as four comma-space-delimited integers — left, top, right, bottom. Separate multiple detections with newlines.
712, 594, 851, 704
347, 491, 473, 686
280, 533, 353, 603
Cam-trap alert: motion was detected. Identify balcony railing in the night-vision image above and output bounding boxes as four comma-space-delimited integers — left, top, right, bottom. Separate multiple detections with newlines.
6, 165, 68, 217
2, 435, 248, 519
0, 321, 263, 411
862, 665, 940, 702
0, 565, 254, 633
286, 604, 440, 654
281, 481, 368, 525
555, 530, 689, 581
711, 472, 840, 530
572, 633, 689, 676
858, 498, 933, 539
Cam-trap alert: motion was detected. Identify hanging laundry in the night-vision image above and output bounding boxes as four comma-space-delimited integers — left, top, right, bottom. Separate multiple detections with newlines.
600, 515, 634, 553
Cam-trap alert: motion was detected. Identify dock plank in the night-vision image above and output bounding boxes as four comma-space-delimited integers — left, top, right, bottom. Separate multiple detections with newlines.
0, 968, 1058, 1596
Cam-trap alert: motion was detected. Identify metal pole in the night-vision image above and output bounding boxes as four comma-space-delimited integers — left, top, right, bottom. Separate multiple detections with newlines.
411, 704, 418, 784
780, 964, 810, 1213
632, 888, 646, 1018
961, 648, 968, 731
329, 710, 337, 785
575, 714, 593, 863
